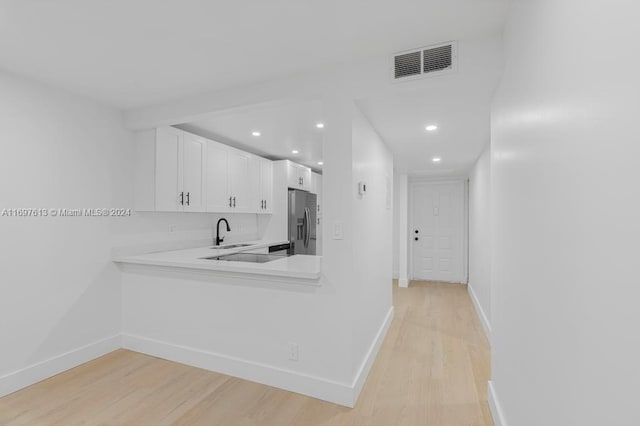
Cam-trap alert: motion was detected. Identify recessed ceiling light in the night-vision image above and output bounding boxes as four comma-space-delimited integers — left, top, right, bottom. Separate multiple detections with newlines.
252, 131, 261, 136
316, 123, 325, 129
432, 157, 442, 163
317, 161, 324, 165
425, 125, 438, 132
291, 150, 299, 154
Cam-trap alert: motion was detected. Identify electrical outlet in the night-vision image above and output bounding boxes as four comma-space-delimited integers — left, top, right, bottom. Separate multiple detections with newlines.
288, 342, 299, 361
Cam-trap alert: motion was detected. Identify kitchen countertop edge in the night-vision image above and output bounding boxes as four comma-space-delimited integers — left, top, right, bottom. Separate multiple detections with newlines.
112, 240, 322, 283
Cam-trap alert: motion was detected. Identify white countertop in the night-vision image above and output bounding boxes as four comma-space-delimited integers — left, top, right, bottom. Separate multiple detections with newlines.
113, 240, 322, 281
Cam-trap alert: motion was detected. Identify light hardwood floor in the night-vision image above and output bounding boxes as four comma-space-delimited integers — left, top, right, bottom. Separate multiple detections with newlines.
0, 281, 491, 425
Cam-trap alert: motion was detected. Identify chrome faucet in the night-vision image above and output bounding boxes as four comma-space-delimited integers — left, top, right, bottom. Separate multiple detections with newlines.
215, 218, 231, 246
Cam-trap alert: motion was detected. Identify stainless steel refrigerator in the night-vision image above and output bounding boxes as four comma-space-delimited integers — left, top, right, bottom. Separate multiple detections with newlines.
288, 189, 317, 255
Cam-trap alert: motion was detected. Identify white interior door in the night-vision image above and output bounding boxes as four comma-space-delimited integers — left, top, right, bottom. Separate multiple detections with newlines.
411, 181, 465, 282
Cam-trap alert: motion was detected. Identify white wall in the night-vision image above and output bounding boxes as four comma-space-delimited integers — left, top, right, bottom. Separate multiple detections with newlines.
0, 64, 394, 407
0, 71, 128, 392
121, 97, 391, 407
490, 1, 640, 425
468, 145, 491, 337
351, 106, 394, 374
392, 175, 401, 278
0, 70, 262, 396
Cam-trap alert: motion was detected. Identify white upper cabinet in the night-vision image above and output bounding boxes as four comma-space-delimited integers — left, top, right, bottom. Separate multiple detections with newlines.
204, 138, 273, 214
154, 127, 181, 211
134, 127, 205, 212
311, 172, 323, 255
227, 148, 253, 212
135, 127, 273, 214
181, 132, 206, 212
284, 160, 312, 191
259, 158, 273, 213
205, 140, 231, 212
310, 171, 322, 195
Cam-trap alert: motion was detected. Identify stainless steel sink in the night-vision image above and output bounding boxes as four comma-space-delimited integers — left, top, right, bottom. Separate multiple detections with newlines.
210, 243, 254, 250
203, 253, 290, 263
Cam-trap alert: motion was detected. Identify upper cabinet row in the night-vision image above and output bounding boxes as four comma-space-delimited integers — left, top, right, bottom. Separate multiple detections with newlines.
281, 160, 312, 192
134, 127, 273, 214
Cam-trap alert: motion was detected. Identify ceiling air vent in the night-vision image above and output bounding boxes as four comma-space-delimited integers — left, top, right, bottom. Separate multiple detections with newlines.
392, 41, 457, 82
394, 51, 422, 79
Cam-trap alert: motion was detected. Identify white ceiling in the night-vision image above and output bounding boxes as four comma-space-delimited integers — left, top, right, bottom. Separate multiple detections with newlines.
358, 85, 492, 176
0, 0, 509, 109
358, 36, 504, 176
177, 100, 324, 171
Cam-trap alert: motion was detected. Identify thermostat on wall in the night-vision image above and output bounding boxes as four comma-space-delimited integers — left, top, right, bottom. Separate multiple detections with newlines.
358, 181, 367, 195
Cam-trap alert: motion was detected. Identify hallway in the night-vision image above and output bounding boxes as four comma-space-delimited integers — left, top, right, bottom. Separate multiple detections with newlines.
0, 281, 491, 425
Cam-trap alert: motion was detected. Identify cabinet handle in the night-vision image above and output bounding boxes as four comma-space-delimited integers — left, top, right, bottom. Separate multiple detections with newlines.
180, 192, 184, 205
232, 197, 236, 208
229, 196, 232, 207
264, 199, 267, 210
261, 200, 264, 209
186, 192, 190, 206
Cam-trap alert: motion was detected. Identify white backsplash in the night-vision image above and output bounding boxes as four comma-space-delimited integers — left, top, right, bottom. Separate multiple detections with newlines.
110, 212, 261, 257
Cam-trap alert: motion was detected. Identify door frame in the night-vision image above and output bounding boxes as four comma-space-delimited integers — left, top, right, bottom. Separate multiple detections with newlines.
408, 178, 469, 283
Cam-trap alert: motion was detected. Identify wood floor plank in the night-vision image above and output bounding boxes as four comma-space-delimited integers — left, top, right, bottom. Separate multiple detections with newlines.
0, 281, 492, 425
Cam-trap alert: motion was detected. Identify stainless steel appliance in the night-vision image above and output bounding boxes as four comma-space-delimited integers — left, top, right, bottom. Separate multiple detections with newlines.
288, 189, 317, 255
268, 242, 291, 255
204, 253, 290, 263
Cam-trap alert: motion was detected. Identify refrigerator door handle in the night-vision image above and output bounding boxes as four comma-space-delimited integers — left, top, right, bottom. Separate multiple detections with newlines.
301, 208, 307, 248
304, 207, 310, 248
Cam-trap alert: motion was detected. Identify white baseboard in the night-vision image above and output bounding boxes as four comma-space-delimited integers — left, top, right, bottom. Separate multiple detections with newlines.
351, 306, 394, 405
398, 278, 409, 288
121, 333, 355, 407
122, 308, 394, 408
467, 283, 492, 342
0, 334, 121, 398
0, 312, 396, 408
488, 381, 507, 426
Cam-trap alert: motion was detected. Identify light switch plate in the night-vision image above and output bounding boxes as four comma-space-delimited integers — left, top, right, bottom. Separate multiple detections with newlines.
333, 221, 344, 240
358, 181, 367, 196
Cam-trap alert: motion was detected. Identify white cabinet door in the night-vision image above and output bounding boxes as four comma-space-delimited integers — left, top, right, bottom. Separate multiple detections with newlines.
286, 162, 299, 189
228, 149, 252, 211
154, 127, 182, 212
411, 182, 465, 283
313, 173, 322, 255
310, 172, 321, 195
286, 161, 312, 191
247, 155, 262, 213
260, 158, 273, 213
300, 166, 312, 192
206, 141, 231, 212
136, 127, 274, 214
182, 133, 205, 212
